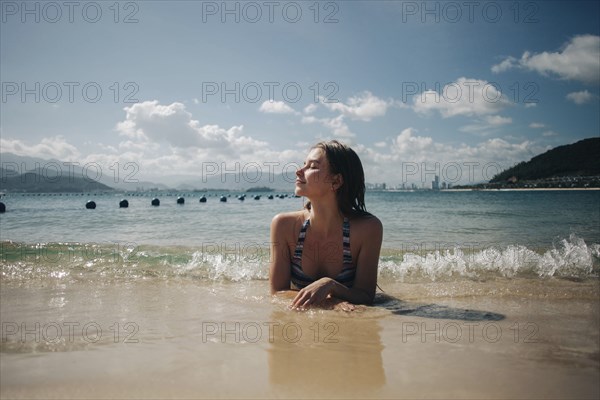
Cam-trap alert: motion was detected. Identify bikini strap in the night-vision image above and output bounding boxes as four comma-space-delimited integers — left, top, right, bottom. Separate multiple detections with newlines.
294, 218, 352, 264
293, 219, 310, 259
342, 217, 352, 265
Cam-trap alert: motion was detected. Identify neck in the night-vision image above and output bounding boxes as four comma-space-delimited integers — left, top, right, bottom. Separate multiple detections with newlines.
307, 197, 344, 235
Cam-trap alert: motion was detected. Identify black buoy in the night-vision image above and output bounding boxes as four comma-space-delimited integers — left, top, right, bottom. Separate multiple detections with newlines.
177, 196, 185, 204
199, 196, 207, 203
119, 199, 129, 208
254, 195, 260, 200
0, 202, 5, 213
268, 195, 274, 200
151, 198, 160, 206
238, 195, 245, 201
86, 200, 96, 209
220, 196, 227, 202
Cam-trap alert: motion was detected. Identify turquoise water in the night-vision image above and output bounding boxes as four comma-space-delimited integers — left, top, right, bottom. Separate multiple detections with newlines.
1, 190, 599, 282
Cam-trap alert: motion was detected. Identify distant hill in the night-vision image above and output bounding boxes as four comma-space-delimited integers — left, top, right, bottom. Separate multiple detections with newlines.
490, 138, 600, 182
0, 168, 114, 193
0, 153, 170, 191
246, 186, 275, 192
0, 152, 297, 192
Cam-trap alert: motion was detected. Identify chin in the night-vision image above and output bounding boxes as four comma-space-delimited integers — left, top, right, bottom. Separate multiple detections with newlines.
294, 183, 309, 197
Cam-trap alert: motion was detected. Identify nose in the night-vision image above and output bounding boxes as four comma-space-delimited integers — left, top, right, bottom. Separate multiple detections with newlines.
296, 166, 304, 178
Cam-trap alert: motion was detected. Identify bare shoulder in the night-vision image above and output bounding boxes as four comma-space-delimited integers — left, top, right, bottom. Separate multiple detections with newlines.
270, 210, 307, 235
349, 213, 383, 232
348, 214, 383, 248
271, 210, 306, 226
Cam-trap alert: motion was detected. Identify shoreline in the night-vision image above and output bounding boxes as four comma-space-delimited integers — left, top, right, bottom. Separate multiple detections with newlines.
460, 187, 600, 192
378, 187, 600, 192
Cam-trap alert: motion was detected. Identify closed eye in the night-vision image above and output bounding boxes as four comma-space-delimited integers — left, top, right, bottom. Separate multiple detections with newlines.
304, 159, 320, 168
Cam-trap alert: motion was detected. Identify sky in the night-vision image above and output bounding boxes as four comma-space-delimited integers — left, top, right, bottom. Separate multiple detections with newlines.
1, 0, 599, 188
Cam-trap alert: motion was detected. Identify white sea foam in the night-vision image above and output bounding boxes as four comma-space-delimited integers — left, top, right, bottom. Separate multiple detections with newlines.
1, 235, 598, 283
378, 234, 600, 282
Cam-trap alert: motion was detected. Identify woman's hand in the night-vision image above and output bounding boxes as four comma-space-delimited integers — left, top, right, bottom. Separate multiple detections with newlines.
291, 277, 335, 309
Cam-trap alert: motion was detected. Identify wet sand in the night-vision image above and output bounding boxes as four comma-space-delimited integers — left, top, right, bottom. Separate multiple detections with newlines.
1, 278, 598, 399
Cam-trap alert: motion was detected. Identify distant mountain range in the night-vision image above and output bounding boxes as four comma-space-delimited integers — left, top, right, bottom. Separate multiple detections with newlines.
0, 168, 114, 193
490, 137, 600, 182
0, 152, 296, 192
0, 153, 172, 192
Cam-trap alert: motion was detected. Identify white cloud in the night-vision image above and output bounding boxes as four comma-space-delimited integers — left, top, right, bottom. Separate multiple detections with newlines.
104, 100, 307, 179
459, 124, 490, 134
302, 114, 354, 138
298, 91, 394, 138
529, 122, 545, 129
301, 116, 317, 124
412, 77, 511, 118
492, 35, 600, 84
303, 104, 318, 114
0, 93, 556, 187
258, 100, 298, 114
491, 56, 517, 73
323, 91, 392, 121
566, 90, 594, 105
294, 91, 400, 138
116, 100, 265, 152
1, 122, 546, 187
355, 132, 542, 185
458, 115, 512, 136
0, 136, 80, 161
542, 130, 559, 137
484, 115, 512, 126
322, 115, 354, 138
392, 128, 433, 154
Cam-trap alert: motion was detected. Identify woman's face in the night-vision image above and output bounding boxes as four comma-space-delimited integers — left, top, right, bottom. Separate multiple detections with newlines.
295, 148, 336, 198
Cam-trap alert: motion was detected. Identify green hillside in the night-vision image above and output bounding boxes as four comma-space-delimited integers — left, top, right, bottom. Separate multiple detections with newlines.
490, 138, 600, 182
0, 169, 114, 193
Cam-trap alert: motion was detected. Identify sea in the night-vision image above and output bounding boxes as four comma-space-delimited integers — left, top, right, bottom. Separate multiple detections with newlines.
1, 189, 599, 399
1, 190, 599, 283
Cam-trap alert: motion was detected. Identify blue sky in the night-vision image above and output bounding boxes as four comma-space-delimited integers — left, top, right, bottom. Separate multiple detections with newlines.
1, 0, 599, 187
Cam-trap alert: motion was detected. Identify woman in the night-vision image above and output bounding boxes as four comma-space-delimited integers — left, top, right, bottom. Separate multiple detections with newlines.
269, 140, 383, 310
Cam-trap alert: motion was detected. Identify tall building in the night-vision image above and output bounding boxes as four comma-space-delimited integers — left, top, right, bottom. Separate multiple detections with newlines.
432, 175, 440, 190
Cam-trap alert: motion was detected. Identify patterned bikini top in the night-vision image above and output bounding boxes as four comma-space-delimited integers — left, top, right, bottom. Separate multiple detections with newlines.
290, 217, 356, 289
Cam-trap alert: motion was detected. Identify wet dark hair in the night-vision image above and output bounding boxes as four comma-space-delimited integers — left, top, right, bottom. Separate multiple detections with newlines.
304, 140, 369, 216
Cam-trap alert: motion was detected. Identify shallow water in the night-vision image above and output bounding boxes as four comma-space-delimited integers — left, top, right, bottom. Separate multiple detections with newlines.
1, 190, 599, 247
1, 279, 598, 399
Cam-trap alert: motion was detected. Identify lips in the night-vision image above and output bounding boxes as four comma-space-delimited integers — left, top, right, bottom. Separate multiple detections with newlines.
295, 179, 306, 184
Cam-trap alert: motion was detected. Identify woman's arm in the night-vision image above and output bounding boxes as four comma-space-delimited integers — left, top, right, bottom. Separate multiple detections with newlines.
269, 213, 292, 294
339, 215, 383, 304
291, 216, 383, 307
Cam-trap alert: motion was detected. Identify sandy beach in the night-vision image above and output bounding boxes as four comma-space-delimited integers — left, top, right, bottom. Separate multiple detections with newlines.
1, 278, 598, 399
